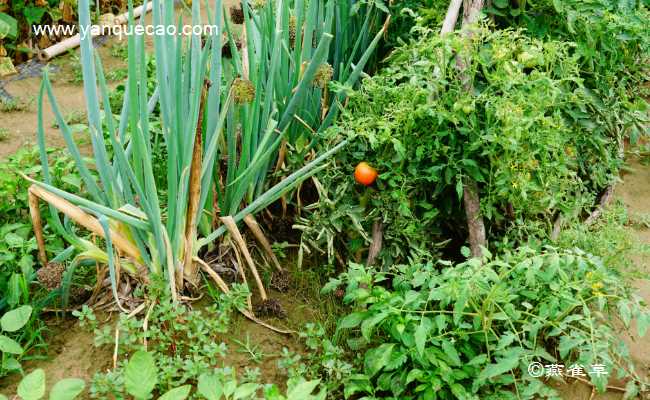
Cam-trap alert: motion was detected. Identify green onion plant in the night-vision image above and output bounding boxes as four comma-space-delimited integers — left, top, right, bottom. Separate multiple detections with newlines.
27, 0, 388, 304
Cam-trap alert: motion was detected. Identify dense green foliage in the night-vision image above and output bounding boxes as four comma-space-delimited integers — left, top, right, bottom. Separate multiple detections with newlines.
0, 0, 141, 65
1, 0, 649, 399
0, 148, 86, 376
322, 245, 650, 399
299, 2, 649, 265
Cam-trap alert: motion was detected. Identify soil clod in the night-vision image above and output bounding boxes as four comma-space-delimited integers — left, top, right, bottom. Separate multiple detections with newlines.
37, 262, 66, 290
270, 270, 292, 293
254, 298, 287, 319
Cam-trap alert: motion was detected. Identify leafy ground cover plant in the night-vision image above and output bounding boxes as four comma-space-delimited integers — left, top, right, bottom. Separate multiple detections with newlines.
0, 305, 33, 377
321, 246, 650, 399
0, 368, 85, 400
0, 148, 88, 377
70, 282, 328, 399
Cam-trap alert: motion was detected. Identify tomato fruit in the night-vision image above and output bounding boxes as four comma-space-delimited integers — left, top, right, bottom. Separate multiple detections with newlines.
354, 162, 378, 186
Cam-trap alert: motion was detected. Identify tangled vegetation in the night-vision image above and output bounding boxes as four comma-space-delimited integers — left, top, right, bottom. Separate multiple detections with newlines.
299, 2, 649, 266
1, 0, 649, 398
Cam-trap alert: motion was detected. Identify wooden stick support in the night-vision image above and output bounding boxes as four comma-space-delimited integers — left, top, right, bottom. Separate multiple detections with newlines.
440, 0, 463, 34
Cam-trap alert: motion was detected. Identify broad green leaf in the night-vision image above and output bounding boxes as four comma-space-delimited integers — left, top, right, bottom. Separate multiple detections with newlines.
159, 385, 192, 400
361, 312, 388, 341
124, 351, 157, 399
0, 394, 8, 400
558, 336, 583, 359
23, 6, 47, 26
1, 305, 33, 332
233, 383, 259, 399
0, 12, 18, 40
414, 317, 431, 357
3, 356, 22, 372
364, 343, 395, 377
478, 356, 519, 381
638, 313, 650, 338
442, 340, 462, 367
49, 378, 85, 400
197, 373, 223, 400
618, 301, 631, 328
0, 335, 24, 354
339, 312, 365, 330
18, 369, 46, 400
287, 379, 321, 398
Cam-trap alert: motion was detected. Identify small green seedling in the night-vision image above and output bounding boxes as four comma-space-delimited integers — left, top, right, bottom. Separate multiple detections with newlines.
0, 368, 85, 400
0, 305, 32, 374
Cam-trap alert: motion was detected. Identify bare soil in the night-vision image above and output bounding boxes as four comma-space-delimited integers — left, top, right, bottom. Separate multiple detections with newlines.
0, 43, 125, 160
0, 0, 237, 160
0, 288, 323, 398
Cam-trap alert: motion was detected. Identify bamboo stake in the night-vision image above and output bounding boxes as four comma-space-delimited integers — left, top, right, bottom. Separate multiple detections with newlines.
366, 220, 383, 266
441, 0, 463, 34
28, 185, 143, 264
444, 0, 487, 258
221, 216, 268, 301
243, 214, 284, 272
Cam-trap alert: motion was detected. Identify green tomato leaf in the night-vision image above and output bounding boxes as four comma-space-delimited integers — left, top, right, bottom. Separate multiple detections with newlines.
618, 301, 631, 328
364, 343, 395, 377
18, 369, 46, 400
414, 317, 431, 357
638, 313, 650, 338
361, 312, 388, 341
0, 334, 24, 354
159, 385, 192, 400
197, 373, 223, 400
124, 351, 157, 399
1, 305, 33, 332
49, 378, 85, 400
338, 312, 365, 330
442, 340, 462, 367
478, 356, 519, 381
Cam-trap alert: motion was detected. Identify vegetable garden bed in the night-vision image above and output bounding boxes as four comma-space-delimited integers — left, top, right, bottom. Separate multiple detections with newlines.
0, 0, 649, 399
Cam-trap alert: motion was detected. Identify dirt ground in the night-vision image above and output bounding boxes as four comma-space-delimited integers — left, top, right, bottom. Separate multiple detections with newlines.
0, 0, 236, 160
0, 288, 323, 397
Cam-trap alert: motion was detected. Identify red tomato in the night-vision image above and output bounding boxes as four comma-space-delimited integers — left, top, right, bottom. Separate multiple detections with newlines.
354, 162, 378, 186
